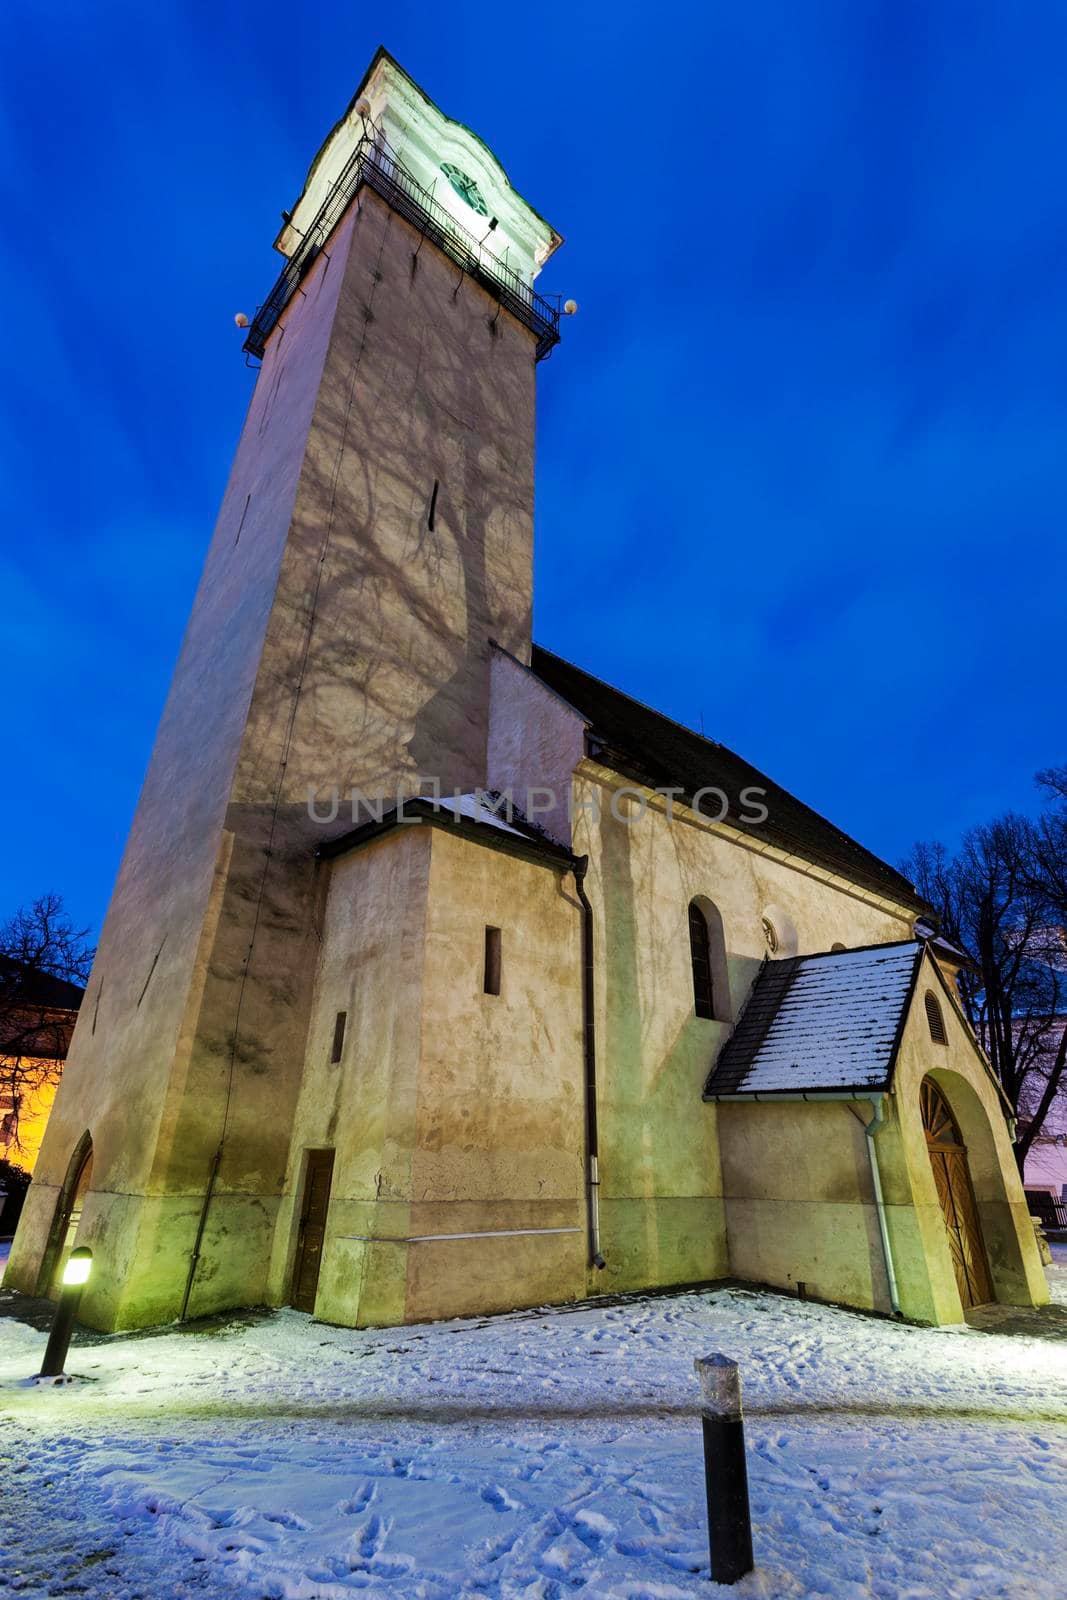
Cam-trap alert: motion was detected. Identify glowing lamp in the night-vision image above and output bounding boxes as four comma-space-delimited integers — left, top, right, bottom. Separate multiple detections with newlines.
63, 1248, 93, 1287
37, 1247, 93, 1383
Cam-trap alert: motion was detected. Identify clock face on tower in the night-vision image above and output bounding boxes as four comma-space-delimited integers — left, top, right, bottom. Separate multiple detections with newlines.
440, 162, 489, 217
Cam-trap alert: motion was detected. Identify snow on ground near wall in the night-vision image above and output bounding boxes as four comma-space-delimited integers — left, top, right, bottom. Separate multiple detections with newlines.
2, 1269, 1067, 1600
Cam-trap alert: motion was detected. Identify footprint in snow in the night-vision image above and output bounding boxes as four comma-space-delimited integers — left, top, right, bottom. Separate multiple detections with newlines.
355, 1513, 388, 1560
571, 1509, 615, 1550
539, 1527, 593, 1578
263, 1509, 310, 1532
638, 1503, 667, 1535
484, 1525, 521, 1564
480, 1483, 521, 1514
338, 1481, 376, 1515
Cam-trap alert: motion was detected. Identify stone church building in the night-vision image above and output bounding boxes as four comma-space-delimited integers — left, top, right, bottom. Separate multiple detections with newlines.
9, 49, 1046, 1331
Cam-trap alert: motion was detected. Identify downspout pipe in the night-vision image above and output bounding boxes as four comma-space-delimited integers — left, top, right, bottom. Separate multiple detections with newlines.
864, 1094, 901, 1317
571, 856, 606, 1270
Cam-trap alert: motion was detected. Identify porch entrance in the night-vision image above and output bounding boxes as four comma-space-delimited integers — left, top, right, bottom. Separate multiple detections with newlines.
291, 1149, 334, 1314
921, 1078, 994, 1309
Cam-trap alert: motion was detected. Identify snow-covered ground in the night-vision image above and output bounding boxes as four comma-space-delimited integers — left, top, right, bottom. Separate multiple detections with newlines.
2, 1265, 1066, 1600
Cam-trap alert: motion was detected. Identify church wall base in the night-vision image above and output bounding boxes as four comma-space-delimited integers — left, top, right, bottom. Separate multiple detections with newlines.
6, 1184, 281, 1332
723, 1194, 896, 1315
593, 1196, 729, 1295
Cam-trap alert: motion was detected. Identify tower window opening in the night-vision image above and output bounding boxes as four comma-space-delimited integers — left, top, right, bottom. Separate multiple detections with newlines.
234, 493, 251, 548
428, 479, 439, 531
331, 1010, 347, 1063
484, 926, 502, 996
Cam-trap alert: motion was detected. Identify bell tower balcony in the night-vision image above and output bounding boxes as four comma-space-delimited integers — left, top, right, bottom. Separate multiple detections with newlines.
245, 47, 564, 362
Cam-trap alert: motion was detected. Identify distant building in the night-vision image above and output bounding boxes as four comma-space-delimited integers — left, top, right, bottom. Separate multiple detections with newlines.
1019, 1018, 1067, 1228
1, 957, 84, 1174
8, 50, 1048, 1329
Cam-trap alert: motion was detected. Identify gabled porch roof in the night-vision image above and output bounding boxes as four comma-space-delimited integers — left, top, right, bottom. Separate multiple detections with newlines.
703, 941, 924, 1100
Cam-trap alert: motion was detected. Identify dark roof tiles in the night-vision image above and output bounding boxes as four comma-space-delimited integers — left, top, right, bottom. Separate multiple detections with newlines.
704, 941, 923, 1097
529, 645, 925, 911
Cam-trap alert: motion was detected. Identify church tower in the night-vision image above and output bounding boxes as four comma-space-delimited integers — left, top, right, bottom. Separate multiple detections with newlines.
8, 49, 565, 1329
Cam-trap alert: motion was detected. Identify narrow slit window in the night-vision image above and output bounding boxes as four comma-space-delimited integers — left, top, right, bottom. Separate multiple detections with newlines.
428, 479, 439, 531
484, 926, 502, 996
688, 902, 715, 1020
331, 1010, 347, 1063
234, 492, 251, 547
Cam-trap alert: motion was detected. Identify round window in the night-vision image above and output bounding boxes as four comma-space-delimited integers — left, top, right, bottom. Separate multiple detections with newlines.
761, 916, 778, 953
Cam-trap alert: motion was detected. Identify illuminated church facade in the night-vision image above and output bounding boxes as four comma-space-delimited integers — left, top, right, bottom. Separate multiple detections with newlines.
9, 49, 1047, 1331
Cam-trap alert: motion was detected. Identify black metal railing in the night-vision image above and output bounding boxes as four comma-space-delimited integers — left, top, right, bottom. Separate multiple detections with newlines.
244, 135, 561, 362
1028, 1189, 1067, 1230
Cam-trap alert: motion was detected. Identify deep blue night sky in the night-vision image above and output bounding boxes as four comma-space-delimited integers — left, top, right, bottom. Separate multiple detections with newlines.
3, 3, 1065, 936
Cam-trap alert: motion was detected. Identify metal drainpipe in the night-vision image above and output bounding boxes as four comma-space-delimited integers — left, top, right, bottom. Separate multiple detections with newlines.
864, 1095, 901, 1317
571, 856, 606, 1270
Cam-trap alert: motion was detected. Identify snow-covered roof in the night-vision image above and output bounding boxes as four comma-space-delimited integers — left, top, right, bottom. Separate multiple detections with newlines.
411, 792, 531, 839
704, 942, 924, 1098
914, 921, 974, 968
318, 791, 574, 870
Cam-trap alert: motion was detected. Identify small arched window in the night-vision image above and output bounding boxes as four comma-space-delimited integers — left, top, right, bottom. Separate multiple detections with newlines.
831, 942, 846, 952
688, 898, 729, 1022
925, 990, 948, 1045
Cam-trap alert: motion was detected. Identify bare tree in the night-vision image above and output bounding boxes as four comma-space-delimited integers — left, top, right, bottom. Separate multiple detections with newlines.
1032, 765, 1067, 920
0, 894, 92, 1161
1020, 767, 1067, 1166
903, 814, 1066, 1176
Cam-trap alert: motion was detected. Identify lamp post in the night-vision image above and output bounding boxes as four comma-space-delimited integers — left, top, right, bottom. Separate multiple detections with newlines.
38, 1246, 92, 1383
694, 1353, 754, 1585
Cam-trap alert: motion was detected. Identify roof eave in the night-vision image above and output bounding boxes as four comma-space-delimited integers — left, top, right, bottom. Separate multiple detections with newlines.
318, 799, 576, 872
705, 1086, 891, 1104
581, 739, 930, 918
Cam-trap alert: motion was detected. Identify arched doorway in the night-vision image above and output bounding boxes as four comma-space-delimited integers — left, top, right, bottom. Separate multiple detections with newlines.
921, 1079, 993, 1309
36, 1131, 93, 1296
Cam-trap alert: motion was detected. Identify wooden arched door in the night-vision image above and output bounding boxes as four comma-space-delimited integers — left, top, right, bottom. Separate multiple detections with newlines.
921, 1079, 993, 1309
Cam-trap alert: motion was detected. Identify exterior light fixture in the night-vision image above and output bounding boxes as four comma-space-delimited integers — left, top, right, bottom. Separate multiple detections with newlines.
62, 1252, 93, 1286
37, 1247, 93, 1384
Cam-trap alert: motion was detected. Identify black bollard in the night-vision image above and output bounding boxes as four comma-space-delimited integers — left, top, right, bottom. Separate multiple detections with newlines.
694, 1353, 754, 1585
39, 1246, 93, 1382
